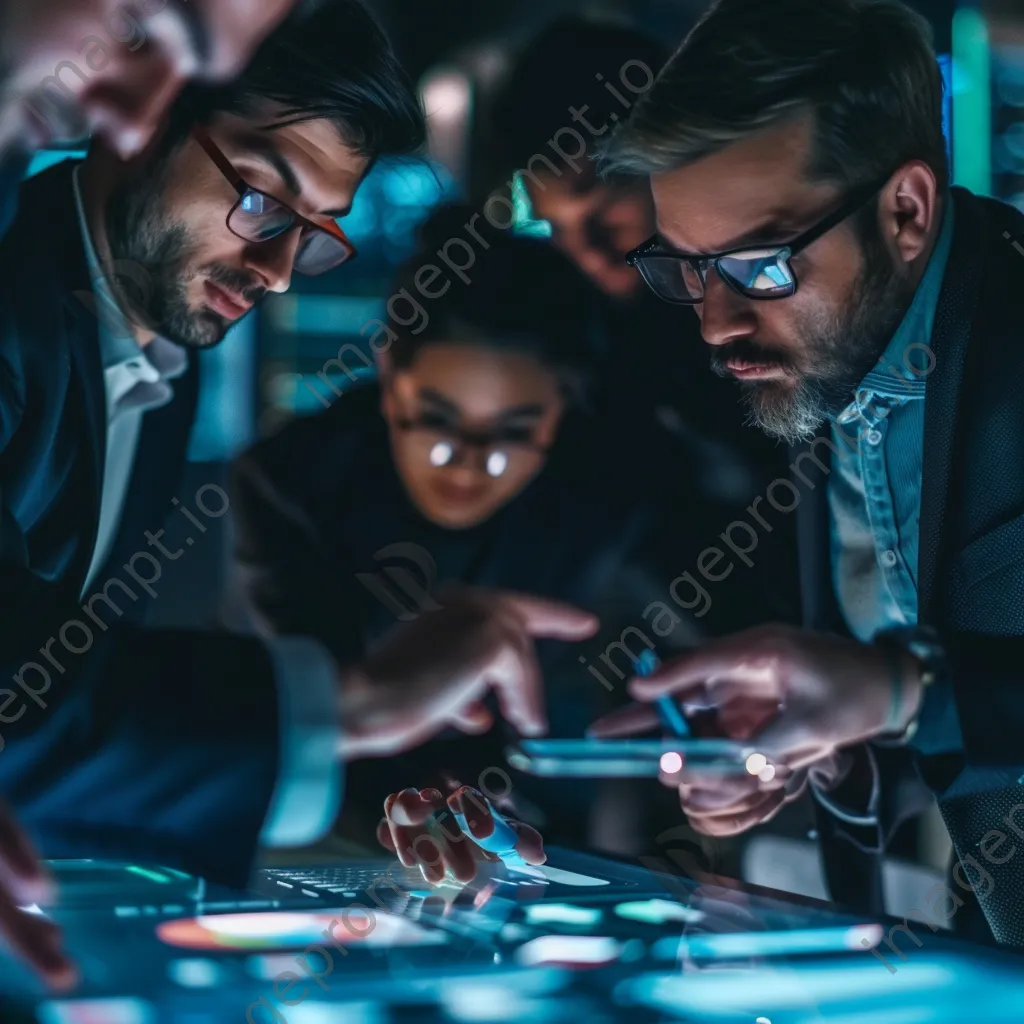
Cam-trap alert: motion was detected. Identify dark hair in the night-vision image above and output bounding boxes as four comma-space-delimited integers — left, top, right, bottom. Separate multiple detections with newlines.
489, 16, 669, 183
388, 204, 605, 405
600, 0, 948, 194
164, 0, 425, 160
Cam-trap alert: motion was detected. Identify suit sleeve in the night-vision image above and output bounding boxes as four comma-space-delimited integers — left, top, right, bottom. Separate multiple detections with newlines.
0, 607, 281, 888
911, 633, 1021, 788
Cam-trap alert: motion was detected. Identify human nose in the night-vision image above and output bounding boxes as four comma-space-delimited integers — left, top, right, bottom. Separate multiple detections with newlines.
245, 228, 304, 294
696, 267, 759, 347
80, 57, 186, 159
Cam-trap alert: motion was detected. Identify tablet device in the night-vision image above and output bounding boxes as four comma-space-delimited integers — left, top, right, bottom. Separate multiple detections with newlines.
505, 738, 752, 777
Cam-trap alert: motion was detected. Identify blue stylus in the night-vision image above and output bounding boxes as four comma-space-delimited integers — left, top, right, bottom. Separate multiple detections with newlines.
453, 799, 530, 869
637, 648, 690, 739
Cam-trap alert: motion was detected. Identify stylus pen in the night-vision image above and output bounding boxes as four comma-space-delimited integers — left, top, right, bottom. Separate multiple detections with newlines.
452, 800, 531, 870
637, 649, 691, 739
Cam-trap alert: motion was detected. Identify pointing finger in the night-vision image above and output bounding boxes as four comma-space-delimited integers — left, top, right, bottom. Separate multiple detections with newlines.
488, 631, 548, 737
493, 591, 599, 640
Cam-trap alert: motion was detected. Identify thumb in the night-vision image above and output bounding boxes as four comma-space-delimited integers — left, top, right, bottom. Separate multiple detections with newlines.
746, 711, 831, 771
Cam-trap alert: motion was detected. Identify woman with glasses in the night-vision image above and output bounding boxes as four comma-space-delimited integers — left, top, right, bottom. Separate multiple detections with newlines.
228, 205, 660, 842
230, 205, 616, 642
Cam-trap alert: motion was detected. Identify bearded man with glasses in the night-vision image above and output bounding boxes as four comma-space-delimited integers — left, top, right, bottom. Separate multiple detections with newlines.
590, 0, 1024, 950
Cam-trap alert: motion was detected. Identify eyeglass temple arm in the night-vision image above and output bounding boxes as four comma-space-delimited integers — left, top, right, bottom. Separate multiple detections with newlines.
191, 126, 353, 251
785, 176, 891, 257
192, 126, 246, 196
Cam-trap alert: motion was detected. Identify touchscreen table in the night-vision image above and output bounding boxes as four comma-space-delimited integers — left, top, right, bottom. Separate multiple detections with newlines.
2, 849, 1021, 1024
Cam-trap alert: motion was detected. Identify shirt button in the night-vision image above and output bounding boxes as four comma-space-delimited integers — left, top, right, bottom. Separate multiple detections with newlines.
866, 429, 882, 445
880, 549, 898, 568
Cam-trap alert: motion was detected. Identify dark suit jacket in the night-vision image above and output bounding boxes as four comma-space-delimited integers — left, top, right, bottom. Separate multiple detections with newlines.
0, 161, 280, 886
793, 186, 1024, 945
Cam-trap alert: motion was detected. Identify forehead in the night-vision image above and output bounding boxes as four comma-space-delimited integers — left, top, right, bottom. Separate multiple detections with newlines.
403, 346, 557, 410
651, 115, 837, 252
212, 111, 370, 214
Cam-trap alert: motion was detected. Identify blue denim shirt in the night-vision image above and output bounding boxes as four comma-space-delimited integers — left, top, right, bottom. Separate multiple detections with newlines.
828, 205, 954, 642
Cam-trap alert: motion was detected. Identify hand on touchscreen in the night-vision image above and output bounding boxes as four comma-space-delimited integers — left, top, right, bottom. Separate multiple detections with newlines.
377, 784, 545, 884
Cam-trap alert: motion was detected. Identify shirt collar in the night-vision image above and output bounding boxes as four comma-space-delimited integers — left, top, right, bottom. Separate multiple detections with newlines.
857, 200, 955, 401
71, 165, 187, 381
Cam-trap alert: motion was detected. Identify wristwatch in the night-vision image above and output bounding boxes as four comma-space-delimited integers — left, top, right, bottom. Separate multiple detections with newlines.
872, 625, 943, 744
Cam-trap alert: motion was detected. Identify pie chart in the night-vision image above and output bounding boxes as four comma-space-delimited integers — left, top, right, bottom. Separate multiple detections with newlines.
156, 910, 443, 951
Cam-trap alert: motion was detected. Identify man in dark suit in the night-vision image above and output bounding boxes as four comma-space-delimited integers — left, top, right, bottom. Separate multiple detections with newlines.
0, 0, 595, 901
0, 0, 349, 991
591, 0, 1024, 948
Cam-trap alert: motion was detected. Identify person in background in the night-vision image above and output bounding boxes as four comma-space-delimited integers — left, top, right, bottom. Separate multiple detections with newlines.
0, 0, 317, 235
592, 0, 1024, 947
0, 0, 595, 924
488, 15, 787, 511
231, 205, 658, 851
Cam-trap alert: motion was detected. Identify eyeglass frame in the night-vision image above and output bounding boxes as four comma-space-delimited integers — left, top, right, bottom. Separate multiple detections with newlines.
394, 415, 551, 471
624, 175, 892, 305
191, 125, 357, 273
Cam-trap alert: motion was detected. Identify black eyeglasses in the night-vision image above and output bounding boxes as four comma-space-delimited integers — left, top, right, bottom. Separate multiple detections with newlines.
395, 415, 548, 479
192, 126, 357, 276
625, 177, 890, 305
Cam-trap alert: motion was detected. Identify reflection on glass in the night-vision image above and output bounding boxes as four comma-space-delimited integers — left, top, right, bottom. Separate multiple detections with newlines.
651, 924, 884, 961
522, 866, 609, 887
167, 957, 223, 988
158, 910, 446, 952
615, 899, 704, 926
517, 936, 622, 967
524, 904, 603, 927
37, 999, 155, 1024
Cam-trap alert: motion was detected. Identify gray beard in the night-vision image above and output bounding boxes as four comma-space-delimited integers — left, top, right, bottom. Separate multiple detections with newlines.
740, 257, 916, 446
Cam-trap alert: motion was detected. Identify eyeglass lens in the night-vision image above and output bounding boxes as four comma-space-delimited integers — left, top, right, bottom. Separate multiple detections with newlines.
640, 249, 796, 303
228, 188, 352, 275
401, 419, 542, 479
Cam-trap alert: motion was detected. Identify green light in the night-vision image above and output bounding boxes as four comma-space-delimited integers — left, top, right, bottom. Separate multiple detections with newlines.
510, 173, 552, 238
952, 7, 991, 194
125, 865, 171, 884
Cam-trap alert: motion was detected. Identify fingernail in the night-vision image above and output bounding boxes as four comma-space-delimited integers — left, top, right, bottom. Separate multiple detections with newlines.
421, 789, 443, 802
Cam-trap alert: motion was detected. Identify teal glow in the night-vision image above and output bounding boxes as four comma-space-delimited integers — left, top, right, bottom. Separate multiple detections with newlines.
524, 904, 602, 927
952, 8, 991, 193
24, 148, 87, 179
511, 173, 552, 238
125, 865, 170, 884
615, 899, 704, 926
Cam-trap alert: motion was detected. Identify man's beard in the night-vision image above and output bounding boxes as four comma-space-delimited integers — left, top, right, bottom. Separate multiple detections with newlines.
105, 153, 265, 350
710, 232, 917, 445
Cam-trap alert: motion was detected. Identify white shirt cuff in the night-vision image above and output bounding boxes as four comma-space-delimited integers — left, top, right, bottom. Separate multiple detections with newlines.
260, 636, 343, 847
